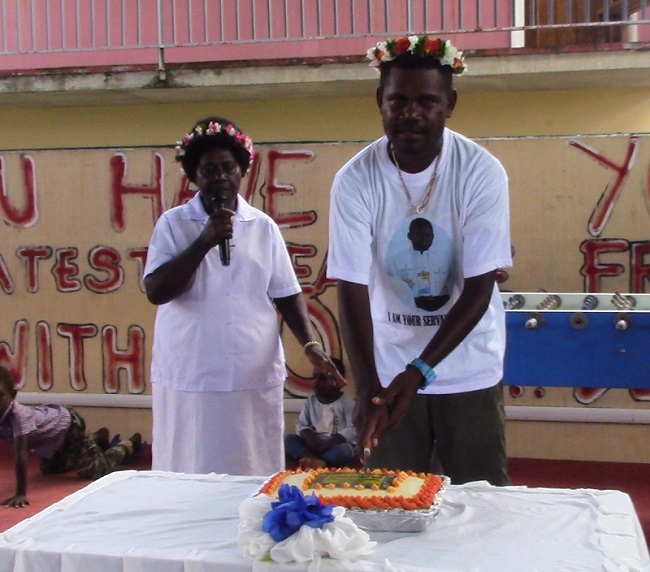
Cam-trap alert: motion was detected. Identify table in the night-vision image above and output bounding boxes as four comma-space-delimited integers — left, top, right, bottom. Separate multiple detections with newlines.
1, 470, 648, 571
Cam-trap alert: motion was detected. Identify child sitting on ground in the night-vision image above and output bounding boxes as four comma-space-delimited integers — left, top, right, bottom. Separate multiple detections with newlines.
0, 365, 142, 508
284, 358, 356, 469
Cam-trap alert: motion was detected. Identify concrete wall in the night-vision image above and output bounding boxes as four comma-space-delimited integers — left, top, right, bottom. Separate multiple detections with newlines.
2, 85, 650, 463
2, 88, 650, 148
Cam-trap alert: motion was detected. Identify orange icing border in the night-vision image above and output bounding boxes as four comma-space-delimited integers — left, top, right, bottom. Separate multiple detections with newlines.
259, 467, 443, 510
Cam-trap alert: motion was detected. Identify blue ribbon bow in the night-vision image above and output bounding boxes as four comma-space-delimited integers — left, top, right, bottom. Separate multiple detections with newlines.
262, 484, 335, 542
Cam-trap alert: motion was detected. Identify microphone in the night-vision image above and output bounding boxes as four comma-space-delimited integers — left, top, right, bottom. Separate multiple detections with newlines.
211, 191, 231, 266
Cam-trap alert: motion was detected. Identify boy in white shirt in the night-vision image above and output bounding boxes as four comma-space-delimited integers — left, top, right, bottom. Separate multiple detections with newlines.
285, 359, 356, 469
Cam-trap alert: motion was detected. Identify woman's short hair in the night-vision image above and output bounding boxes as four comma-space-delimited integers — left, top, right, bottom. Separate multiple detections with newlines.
176, 116, 253, 183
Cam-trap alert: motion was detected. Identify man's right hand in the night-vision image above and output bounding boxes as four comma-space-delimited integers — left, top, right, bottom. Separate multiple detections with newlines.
370, 367, 422, 431
3, 494, 29, 508
354, 368, 422, 456
354, 395, 390, 458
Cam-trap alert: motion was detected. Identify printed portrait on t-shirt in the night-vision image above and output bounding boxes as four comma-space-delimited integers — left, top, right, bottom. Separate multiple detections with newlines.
386, 217, 453, 312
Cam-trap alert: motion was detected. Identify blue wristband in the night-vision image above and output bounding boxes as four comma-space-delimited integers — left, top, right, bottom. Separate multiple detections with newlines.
408, 358, 437, 390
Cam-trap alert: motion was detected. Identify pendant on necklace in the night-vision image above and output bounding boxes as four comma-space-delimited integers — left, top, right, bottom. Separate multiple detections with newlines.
389, 144, 441, 214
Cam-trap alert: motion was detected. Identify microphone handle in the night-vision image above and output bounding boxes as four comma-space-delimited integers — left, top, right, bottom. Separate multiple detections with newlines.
220, 240, 230, 266
211, 195, 231, 267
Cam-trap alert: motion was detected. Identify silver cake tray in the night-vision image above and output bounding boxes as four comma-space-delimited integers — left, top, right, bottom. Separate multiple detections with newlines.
346, 475, 450, 532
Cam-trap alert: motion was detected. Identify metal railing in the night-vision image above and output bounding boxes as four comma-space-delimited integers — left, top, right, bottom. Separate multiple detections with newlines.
0, 0, 648, 72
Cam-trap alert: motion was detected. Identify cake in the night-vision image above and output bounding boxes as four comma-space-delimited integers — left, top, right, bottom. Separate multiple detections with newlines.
259, 467, 445, 511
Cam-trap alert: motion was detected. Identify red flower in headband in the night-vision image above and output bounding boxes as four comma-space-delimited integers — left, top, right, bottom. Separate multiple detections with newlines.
366, 34, 466, 75
423, 37, 443, 56
394, 36, 411, 56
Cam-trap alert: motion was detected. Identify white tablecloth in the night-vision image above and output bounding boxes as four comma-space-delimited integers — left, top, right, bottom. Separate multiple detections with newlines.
0, 470, 648, 571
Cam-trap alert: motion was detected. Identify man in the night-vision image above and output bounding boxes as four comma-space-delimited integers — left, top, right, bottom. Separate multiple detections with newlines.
327, 35, 512, 484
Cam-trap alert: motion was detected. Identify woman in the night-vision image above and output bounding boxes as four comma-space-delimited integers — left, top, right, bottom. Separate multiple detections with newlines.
144, 116, 344, 475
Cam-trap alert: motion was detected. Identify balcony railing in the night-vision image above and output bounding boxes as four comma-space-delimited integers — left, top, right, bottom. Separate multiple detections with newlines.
0, 0, 648, 73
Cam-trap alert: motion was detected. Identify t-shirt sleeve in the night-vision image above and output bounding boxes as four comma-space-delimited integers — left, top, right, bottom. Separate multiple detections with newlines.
462, 155, 512, 278
267, 220, 302, 299
144, 213, 177, 277
327, 167, 374, 285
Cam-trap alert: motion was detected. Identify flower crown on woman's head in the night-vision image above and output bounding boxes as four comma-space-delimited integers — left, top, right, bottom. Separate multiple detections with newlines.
174, 121, 254, 162
367, 34, 467, 75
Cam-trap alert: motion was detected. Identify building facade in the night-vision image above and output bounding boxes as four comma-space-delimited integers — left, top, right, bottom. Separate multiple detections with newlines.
1, 0, 650, 462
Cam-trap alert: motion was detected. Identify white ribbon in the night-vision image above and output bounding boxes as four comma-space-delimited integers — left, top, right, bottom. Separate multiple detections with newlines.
238, 493, 376, 564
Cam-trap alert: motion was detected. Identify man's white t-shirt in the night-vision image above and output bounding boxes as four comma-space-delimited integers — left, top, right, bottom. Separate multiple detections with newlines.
328, 129, 512, 394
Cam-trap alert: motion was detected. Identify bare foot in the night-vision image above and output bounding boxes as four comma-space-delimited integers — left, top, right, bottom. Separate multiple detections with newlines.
298, 456, 326, 470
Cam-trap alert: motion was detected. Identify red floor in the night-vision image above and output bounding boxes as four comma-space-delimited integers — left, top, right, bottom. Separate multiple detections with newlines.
1, 441, 649, 549
0, 441, 153, 532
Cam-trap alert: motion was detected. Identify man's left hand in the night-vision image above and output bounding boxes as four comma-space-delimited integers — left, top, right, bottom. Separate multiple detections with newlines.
370, 367, 422, 433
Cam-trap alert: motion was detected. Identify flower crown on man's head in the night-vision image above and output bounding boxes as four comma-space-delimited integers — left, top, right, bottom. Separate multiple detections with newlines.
174, 121, 254, 162
367, 34, 466, 75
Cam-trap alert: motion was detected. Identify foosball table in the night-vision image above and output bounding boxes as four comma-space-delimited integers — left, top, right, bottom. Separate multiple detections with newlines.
501, 292, 650, 389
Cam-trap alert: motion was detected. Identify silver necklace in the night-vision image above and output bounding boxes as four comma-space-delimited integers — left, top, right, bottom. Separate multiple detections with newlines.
389, 145, 441, 214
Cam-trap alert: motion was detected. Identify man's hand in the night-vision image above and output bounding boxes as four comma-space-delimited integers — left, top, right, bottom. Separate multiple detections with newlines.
354, 396, 389, 458
355, 367, 422, 454
3, 495, 29, 508
371, 367, 422, 430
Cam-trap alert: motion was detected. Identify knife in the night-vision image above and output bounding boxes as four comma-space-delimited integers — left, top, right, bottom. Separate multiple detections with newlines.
362, 441, 372, 469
